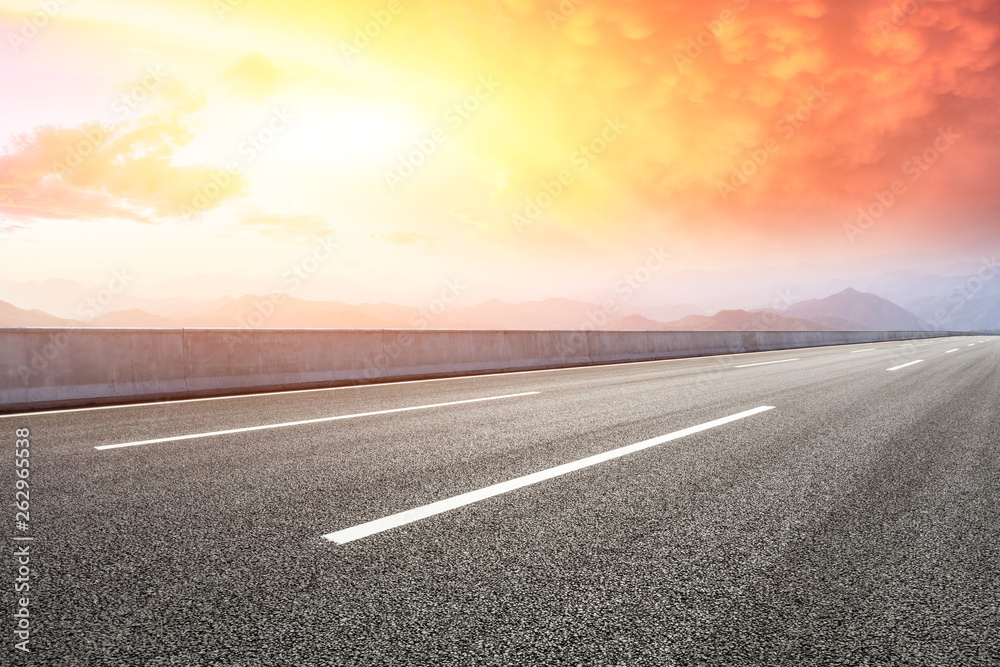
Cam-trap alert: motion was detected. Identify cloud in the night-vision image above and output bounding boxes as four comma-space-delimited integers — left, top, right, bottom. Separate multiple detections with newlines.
223, 53, 288, 99
360, 0, 1000, 241
0, 75, 247, 224
6, 0, 998, 256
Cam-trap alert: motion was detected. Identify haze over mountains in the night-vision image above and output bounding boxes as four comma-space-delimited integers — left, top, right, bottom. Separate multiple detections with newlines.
1, 283, 996, 332
4, 254, 999, 333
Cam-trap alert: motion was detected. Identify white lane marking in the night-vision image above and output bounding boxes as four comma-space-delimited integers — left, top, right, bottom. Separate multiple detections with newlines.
323, 406, 777, 545
945, 349, 960, 354
849, 349, 877, 354
968, 343, 976, 347
95, 392, 539, 451
0, 357, 741, 419
734, 359, 799, 368
2, 385, 391, 419
887, 360, 923, 371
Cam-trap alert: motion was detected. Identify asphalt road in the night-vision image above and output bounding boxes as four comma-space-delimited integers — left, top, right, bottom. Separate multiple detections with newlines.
3, 335, 999, 665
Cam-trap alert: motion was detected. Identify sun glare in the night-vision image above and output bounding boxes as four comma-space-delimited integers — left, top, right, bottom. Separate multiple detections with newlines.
276, 99, 421, 168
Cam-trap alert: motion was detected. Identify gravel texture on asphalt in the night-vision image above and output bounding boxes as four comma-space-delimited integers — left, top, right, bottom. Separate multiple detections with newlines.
2, 336, 998, 665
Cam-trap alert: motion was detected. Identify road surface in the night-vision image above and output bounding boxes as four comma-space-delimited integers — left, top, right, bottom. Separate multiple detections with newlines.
3, 335, 998, 665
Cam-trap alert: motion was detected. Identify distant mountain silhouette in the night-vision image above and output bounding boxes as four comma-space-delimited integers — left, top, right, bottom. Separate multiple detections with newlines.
620, 303, 707, 322
0, 287, 980, 331
139, 296, 236, 320
178, 295, 397, 329
90, 309, 179, 328
636, 309, 826, 331
435, 298, 605, 329
665, 314, 711, 328
693, 310, 825, 331
902, 276, 1000, 332
781, 288, 923, 330
600, 314, 673, 330
604, 289, 932, 331
0, 300, 74, 327
604, 310, 824, 331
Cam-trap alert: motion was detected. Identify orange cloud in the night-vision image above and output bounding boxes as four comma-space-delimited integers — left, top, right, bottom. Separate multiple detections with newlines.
0, 75, 246, 224
4, 0, 998, 263
482, 0, 1000, 228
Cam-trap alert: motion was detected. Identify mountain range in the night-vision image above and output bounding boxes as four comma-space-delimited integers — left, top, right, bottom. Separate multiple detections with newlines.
1, 287, 995, 332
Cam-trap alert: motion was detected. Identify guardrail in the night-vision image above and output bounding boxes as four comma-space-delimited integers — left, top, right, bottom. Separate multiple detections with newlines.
0, 327, 971, 412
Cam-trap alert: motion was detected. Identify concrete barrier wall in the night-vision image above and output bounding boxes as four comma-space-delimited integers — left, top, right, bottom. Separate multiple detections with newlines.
382, 330, 508, 379
182, 329, 389, 393
502, 331, 590, 370
0, 327, 969, 412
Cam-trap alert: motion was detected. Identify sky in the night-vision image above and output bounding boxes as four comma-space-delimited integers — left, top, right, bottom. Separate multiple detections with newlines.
1, 0, 999, 307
